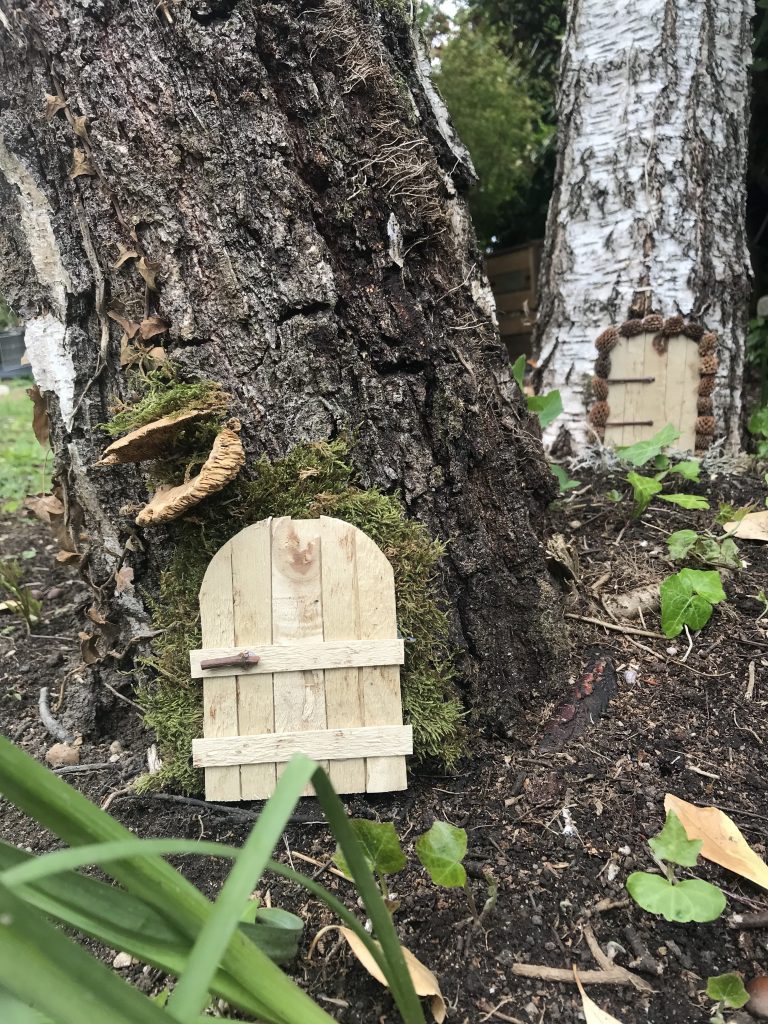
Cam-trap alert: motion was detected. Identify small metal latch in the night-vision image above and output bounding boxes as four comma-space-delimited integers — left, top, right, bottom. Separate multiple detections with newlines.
200, 651, 261, 670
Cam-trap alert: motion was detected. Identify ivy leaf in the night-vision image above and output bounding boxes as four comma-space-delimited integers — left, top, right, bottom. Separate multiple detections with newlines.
706, 974, 749, 1009
415, 821, 467, 888
527, 390, 563, 429
333, 820, 405, 879
616, 424, 680, 467
669, 459, 701, 482
658, 493, 710, 510
660, 568, 726, 638
626, 472, 662, 516
550, 464, 580, 493
649, 811, 702, 867
626, 873, 725, 922
667, 530, 698, 562
512, 353, 526, 390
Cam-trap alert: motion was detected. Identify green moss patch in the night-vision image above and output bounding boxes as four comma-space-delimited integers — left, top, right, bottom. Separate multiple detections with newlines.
137, 439, 465, 794
103, 369, 227, 437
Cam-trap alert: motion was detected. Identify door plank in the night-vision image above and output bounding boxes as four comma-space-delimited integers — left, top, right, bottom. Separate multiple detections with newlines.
193, 725, 413, 767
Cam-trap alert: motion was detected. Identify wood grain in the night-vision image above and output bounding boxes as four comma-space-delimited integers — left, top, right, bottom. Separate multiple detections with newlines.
190, 638, 405, 677
192, 725, 413, 767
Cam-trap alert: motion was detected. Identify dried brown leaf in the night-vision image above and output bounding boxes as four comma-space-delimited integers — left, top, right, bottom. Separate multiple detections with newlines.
26, 386, 50, 448
138, 315, 169, 341
574, 968, 625, 1024
115, 566, 134, 593
79, 632, 102, 665
71, 114, 89, 141
107, 310, 141, 339
112, 245, 139, 270
44, 94, 67, 121
69, 149, 95, 179
665, 794, 768, 891
56, 550, 80, 565
24, 493, 65, 524
147, 346, 166, 364
723, 510, 768, 542
137, 257, 160, 291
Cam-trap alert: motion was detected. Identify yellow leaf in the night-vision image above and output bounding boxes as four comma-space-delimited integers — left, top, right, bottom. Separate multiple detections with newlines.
574, 968, 625, 1024
335, 926, 446, 1023
665, 794, 768, 891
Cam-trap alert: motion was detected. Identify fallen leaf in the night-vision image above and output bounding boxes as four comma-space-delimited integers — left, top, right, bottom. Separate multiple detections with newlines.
71, 114, 89, 141
574, 967, 625, 1023
139, 315, 169, 340
24, 493, 65, 524
665, 794, 768, 891
79, 632, 102, 666
137, 257, 161, 291
112, 244, 139, 270
56, 550, 80, 565
0, 600, 22, 614
107, 310, 140, 338
115, 566, 134, 593
335, 926, 445, 1023
44, 94, 67, 121
26, 386, 50, 447
87, 605, 108, 625
69, 148, 95, 178
724, 510, 768, 542
147, 345, 166, 364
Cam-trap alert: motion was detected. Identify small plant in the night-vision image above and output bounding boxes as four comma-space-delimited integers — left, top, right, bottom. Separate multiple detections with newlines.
512, 354, 563, 429
416, 821, 496, 927
0, 559, 41, 631
706, 973, 750, 1023
616, 424, 709, 517
660, 567, 726, 638
550, 463, 580, 493
716, 501, 755, 526
667, 529, 741, 569
627, 810, 726, 923
748, 404, 768, 458
334, 819, 406, 902
626, 471, 709, 518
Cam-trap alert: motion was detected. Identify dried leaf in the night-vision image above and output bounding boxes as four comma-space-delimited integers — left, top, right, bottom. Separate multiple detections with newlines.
147, 345, 166, 364
44, 94, 67, 121
664, 794, 768, 891
26, 386, 50, 448
120, 337, 139, 368
71, 114, 89, 141
56, 550, 80, 565
24, 493, 65, 524
79, 632, 102, 666
724, 510, 768, 542
87, 605, 108, 625
335, 926, 445, 1023
107, 310, 141, 338
298, 468, 320, 480
69, 148, 95, 178
137, 257, 160, 291
115, 566, 134, 593
574, 968, 625, 1024
112, 245, 139, 270
138, 315, 169, 341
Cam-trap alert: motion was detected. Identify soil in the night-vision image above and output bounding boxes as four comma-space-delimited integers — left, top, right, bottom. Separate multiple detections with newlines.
1, 464, 768, 1024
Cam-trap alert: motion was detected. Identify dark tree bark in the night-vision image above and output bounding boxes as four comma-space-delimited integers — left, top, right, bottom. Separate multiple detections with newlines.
0, 0, 564, 736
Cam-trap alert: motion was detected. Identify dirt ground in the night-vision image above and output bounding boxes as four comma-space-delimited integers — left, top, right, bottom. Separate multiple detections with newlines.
1, 463, 767, 1024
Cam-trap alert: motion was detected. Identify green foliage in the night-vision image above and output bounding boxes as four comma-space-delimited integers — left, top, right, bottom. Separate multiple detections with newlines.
415, 821, 468, 888
0, 298, 19, 330
527, 389, 563, 429
550, 463, 580, 493
334, 821, 406, 883
0, 560, 42, 631
669, 459, 701, 482
657, 492, 710, 510
667, 529, 741, 569
139, 439, 465, 794
511, 354, 526, 389
0, 737, 427, 1024
626, 471, 662, 516
660, 568, 726, 638
648, 811, 702, 867
0, 382, 50, 513
706, 974, 750, 1010
748, 404, 768, 458
626, 873, 726, 923
102, 369, 227, 437
434, 16, 552, 246
626, 810, 726, 924
616, 425, 681, 467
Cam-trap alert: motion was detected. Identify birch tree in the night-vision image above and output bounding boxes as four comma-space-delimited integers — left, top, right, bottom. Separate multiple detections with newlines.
535, 0, 754, 450
0, 0, 564, 744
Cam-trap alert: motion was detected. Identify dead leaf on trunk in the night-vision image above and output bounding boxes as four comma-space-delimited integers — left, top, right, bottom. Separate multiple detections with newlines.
56, 550, 80, 565
316, 925, 445, 1023
24, 493, 65, 524
112, 245, 139, 270
138, 315, 169, 340
26, 386, 50, 447
723, 510, 768, 542
79, 632, 102, 665
115, 566, 134, 593
574, 968, 625, 1023
71, 114, 90, 141
44, 94, 67, 120
69, 148, 95, 178
665, 794, 768, 891
137, 257, 161, 290
108, 310, 141, 338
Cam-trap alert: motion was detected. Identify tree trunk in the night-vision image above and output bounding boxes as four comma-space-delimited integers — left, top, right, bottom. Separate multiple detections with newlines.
0, 0, 564, 744
535, 0, 753, 451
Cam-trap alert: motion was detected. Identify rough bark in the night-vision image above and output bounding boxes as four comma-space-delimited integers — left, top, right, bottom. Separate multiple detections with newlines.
535, 0, 753, 450
0, 0, 565, 735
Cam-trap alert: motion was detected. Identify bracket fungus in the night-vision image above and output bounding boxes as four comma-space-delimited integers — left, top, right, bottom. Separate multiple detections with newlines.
95, 409, 208, 466
135, 424, 245, 527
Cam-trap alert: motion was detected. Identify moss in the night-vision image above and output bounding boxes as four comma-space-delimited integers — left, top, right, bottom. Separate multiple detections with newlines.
137, 439, 465, 794
103, 368, 228, 437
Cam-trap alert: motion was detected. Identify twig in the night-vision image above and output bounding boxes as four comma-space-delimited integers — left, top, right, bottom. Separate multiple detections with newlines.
622, 635, 732, 678
479, 999, 526, 1024
53, 762, 116, 775
583, 897, 630, 916
681, 624, 694, 663
565, 613, 666, 639
510, 964, 649, 987
747, 660, 756, 699
27, 634, 77, 644
729, 910, 768, 929
582, 924, 653, 992
38, 687, 74, 743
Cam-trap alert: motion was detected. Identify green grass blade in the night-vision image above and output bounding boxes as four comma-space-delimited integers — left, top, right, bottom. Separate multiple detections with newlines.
167, 754, 320, 1021
311, 767, 426, 1024
0, 882, 176, 1024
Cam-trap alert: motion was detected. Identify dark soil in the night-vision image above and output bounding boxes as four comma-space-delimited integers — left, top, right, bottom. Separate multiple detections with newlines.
1, 466, 768, 1024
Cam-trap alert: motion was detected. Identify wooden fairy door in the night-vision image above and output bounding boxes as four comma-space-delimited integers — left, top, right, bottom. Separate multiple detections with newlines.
189, 516, 411, 801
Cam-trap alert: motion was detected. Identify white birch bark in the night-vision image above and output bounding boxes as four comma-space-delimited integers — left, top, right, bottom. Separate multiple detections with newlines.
536, 0, 754, 450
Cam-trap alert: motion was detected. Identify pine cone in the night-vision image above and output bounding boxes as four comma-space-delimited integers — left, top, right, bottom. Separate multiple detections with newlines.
696, 433, 713, 452
683, 322, 704, 341
595, 327, 619, 351
700, 354, 719, 375
663, 314, 685, 336
594, 352, 611, 378
619, 318, 644, 337
696, 415, 716, 436
699, 332, 717, 355
698, 375, 716, 396
588, 401, 610, 428
697, 396, 714, 416
592, 377, 609, 401
642, 314, 664, 332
